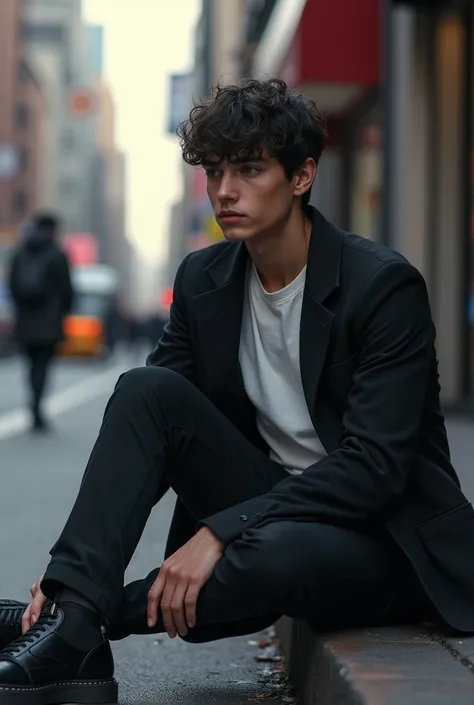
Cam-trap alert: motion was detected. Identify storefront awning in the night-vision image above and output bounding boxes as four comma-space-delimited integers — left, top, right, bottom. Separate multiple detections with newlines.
252, 0, 380, 114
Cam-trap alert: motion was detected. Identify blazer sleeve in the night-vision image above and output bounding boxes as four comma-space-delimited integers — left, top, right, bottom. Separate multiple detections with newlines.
200, 261, 436, 546
146, 254, 197, 385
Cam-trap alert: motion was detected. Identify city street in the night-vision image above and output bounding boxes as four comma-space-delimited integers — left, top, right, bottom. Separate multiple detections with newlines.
0, 354, 473, 704
0, 353, 282, 705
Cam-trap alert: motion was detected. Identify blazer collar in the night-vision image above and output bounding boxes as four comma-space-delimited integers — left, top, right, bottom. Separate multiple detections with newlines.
204, 206, 343, 303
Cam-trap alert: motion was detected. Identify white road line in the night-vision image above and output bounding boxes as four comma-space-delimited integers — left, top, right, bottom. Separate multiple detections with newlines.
0, 365, 125, 442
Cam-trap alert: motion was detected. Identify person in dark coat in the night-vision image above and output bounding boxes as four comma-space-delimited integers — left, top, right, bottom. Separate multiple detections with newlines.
8, 213, 74, 431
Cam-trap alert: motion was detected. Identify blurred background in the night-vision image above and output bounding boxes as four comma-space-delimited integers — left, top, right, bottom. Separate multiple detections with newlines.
0, 0, 473, 410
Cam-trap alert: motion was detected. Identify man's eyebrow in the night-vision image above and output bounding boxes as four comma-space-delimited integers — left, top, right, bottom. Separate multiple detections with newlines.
201, 155, 268, 167
231, 155, 267, 164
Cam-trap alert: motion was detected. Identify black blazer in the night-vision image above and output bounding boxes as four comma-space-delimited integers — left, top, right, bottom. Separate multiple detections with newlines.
148, 207, 474, 633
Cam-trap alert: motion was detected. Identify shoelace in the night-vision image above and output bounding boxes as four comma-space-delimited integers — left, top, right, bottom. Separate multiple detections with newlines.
0, 605, 24, 629
2, 612, 58, 656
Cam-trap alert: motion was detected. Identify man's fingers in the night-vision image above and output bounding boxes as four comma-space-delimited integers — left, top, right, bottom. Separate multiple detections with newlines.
21, 605, 32, 634
30, 589, 47, 625
160, 581, 178, 639
170, 582, 189, 637
30, 575, 44, 599
184, 582, 200, 630
147, 573, 165, 628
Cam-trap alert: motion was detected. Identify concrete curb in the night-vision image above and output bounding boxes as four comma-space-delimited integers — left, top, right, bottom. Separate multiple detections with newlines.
276, 618, 474, 704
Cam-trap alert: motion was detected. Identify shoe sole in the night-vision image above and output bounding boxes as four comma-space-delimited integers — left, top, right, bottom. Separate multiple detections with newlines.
0, 678, 118, 705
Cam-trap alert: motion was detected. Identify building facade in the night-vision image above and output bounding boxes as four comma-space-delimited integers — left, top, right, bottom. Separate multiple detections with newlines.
243, 0, 474, 408
0, 0, 44, 232
0, 0, 46, 347
383, 0, 474, 406
22, 0, 102, 235
176, 0, 248, 265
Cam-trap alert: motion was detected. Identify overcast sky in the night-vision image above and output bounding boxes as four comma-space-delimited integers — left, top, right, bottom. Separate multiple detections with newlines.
82, 0, 200, 261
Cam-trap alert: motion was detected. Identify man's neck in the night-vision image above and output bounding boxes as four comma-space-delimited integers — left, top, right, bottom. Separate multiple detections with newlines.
246, 209, 312, 293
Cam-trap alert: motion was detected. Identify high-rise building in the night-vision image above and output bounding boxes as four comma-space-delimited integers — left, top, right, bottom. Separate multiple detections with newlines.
172, 0, 248, 271
0, 0, 45, 232
22, 0, 102, 235
0, 0, 46, 344
92, 79, 131, 297
87, 25, 104, 80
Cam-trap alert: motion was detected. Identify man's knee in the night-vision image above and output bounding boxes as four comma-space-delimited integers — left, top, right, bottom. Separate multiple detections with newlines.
115, 366, 185, 400
224, 522, 300, 592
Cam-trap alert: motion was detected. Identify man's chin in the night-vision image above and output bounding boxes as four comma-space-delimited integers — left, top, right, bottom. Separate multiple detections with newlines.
220, 227, 254, 243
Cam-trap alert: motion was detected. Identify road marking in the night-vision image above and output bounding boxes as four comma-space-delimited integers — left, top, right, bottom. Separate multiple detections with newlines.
0, 365, 125, 442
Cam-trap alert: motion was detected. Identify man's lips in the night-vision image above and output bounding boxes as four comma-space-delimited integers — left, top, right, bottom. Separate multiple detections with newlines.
218, 212, 246, 221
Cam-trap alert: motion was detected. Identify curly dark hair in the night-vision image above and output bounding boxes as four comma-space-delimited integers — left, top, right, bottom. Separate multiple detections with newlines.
178, 78, 327, 209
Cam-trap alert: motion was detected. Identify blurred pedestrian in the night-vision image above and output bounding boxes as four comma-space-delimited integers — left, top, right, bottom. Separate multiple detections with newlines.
8, 212, 73, 431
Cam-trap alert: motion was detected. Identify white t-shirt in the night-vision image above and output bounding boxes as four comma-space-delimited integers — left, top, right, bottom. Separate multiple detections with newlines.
239, 262, 327, 475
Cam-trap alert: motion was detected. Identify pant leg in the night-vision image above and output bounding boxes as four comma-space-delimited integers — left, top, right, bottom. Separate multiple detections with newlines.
24, 345, 36, 412
41, 366, 287, 623
27, 344, 55, 415
109, 520, 435, 642
119, 497, 279, 643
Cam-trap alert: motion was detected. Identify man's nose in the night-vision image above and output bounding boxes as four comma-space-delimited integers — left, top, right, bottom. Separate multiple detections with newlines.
217, 172, 237, 201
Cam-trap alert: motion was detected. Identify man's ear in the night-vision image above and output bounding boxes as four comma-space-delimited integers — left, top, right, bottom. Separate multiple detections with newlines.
293, 158, 317, 199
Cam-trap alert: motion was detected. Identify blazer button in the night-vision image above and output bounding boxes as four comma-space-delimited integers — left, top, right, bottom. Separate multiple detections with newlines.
240, 515, 248, 521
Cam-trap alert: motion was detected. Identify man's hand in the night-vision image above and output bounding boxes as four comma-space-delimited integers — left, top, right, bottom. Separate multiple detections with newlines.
148, 527, 224, 638
22, 575, 47, 633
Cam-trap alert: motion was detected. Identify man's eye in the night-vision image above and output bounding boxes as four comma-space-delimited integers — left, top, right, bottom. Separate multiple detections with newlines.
242, 166, 259, 175
205, 169, 220, 178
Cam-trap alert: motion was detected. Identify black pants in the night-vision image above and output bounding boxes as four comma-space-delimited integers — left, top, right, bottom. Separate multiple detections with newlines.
24, 344, 56, 417
42, 367, 434, 643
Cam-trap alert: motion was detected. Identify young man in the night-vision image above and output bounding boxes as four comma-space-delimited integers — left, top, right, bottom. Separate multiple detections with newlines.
1, 78, 474, 704
8, 213, 74, 431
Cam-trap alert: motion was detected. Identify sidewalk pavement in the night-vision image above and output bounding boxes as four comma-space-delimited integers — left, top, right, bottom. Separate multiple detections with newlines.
445, 415, 474, 501
280, 414, 474, 705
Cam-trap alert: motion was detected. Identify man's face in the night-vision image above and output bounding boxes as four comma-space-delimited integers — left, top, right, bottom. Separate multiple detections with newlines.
204, 152, 306, 243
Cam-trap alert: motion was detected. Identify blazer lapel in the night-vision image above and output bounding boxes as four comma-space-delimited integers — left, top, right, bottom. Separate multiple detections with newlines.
300, 209, 343, 426
191, 242, 251, 419
190, 208, 343, 434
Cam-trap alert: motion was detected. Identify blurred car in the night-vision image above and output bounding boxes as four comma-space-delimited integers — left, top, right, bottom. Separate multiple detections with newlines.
59, 264, 118, 358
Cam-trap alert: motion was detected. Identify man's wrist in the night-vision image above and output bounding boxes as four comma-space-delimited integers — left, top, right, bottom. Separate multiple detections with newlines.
198, 526, 224, 552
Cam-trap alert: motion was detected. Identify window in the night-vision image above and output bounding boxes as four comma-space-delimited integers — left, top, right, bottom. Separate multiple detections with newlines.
12, 190, 28, 218
19, 148, 29, 171
62, 129, 75, 151
60, 179, 76, 198
348, 102, 382, 243
17, 62, 29, 84
22, 24, 64, 46
15, 104, 29, 129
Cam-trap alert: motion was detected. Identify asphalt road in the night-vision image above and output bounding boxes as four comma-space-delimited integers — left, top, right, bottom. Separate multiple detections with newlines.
0, 352, 473, 704
0, 353, 284, 705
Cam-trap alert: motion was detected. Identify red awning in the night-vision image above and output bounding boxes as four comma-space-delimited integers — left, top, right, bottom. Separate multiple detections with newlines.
253, 0, 380, 113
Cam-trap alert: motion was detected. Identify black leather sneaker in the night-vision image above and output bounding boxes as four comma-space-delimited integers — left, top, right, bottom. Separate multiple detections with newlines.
0, 601, 56, 653
0, 604, 118, 705
0, 602, 27, 652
